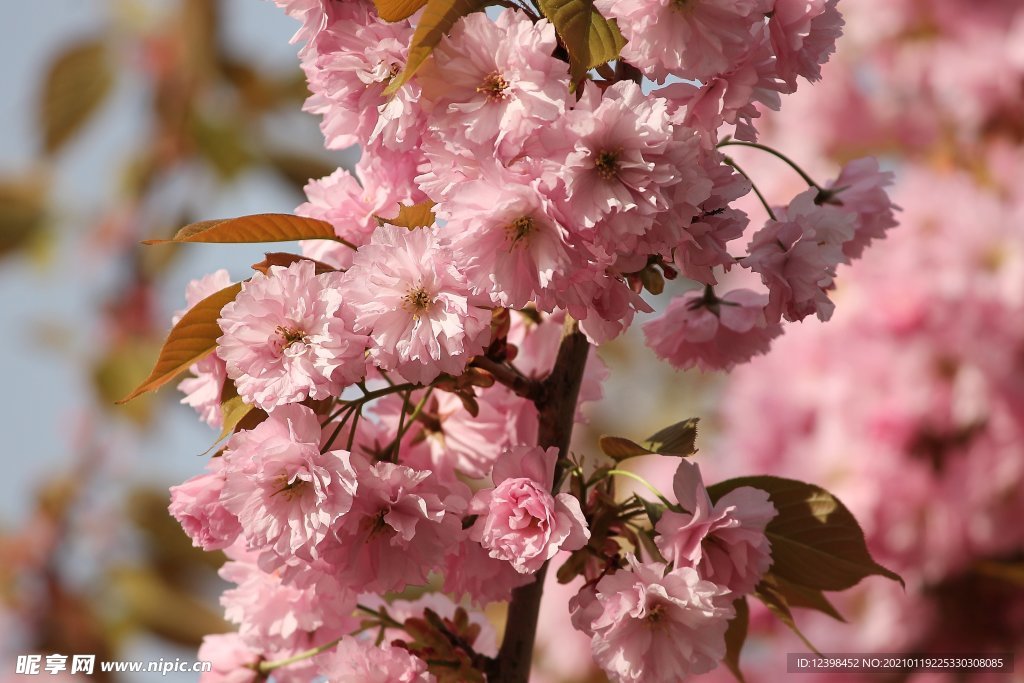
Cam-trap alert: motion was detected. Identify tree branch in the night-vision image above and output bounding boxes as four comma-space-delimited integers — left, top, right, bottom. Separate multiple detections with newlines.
470, 356, 540, 402
492, 317, 591, 683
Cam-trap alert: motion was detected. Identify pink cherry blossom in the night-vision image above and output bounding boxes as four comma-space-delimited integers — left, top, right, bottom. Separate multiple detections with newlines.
220, 403, 358, 562
197, 633, 258, 683
768, 0, 844, 88
742, 189, 857, 323
469, 446, 590, 574
643, 288, 783, 372
339, 225, 491, 385
655, 459, 776, 595
299, 2, 422, 150
174, 269, 232, 427
220, 552, 354, 653
217, 261, 368, 410
168, 457, 241, 551
418, 8, 568, 156
322, 458, 462, 592
664, 36, 786, 142
598, 0, 772, 83
579, 557, 735, 683
559, 82, 675, 232
316, 637, 435, 683
822, 157, 900, 260
441, 162, 573, 310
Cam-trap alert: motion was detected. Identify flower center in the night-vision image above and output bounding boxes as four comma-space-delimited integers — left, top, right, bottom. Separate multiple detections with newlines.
380, 61, 402, 85
506, 215, 535, 248
672, 0, 694, 12
276, 325, 308, 347
477, 71, 510, 101
594, 149, 620, 180
360, 508, 392, 539
645, 601, 668, 627
271, 474, 308, 501
403, 286, 432, 317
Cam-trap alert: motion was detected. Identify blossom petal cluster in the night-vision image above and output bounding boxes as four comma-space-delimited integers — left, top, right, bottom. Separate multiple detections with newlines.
157, 0, 903, 680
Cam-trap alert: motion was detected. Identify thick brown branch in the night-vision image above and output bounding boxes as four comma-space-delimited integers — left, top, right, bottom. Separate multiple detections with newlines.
471, 356, 541, 402
492, 317, 591, 683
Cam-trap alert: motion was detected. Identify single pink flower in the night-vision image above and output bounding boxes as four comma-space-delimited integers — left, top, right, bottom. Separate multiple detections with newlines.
581, 557, 735, 683
418, 8, 568, 156
560, 82, 676, 230
597, 0, 772, 82
823, 157, 900, 260
742, 190, 856, 323
339, 225, 491, 385
299, 3, 422, 150
441, 162, 573, 310
217, 261, 368, 410
768, 0, 844, 89
323, 459, 463, 593
469, 446, 590, 574
220, 554, 354, 653
169, 457, 241, 551
642, 288, 783, 372
220, 403, 358, 563
655, 459, 777, 595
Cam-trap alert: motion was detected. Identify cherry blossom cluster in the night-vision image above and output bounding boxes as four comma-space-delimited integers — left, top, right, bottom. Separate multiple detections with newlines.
286, 0, 896, 371
156, 0, 902, 680
688, 1, 1024, 676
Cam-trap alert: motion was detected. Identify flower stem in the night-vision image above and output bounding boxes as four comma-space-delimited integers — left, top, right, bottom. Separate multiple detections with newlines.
257, 636, 343, 674
718, 139, 824, 192
723, 156, 778, 221
606, 469, 676, 509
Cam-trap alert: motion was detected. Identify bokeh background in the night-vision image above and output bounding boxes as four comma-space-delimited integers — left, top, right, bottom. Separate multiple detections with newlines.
2, 1, 1023, 681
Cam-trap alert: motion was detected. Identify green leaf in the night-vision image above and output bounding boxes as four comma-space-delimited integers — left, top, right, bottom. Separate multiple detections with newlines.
40, 38, 115, 155
0, 179, 47, 260
204, 395, 254, 454
373, 0, 430, 20
598, 435, 653, 460
636, 528, 666, 564
118, 282, 242, 404
707, 476, 903, 591
754, 574, 822, 656
385, 0, 489, 95
556, 548, 588, 584
637, 494, 665, 526
536, 0, 626, 84
645, 417, 699, 456
723, 597, 749, 683
774, 575, 845, 622
376, 200, 437, 229
144, 214, 346, 246
599, 418, 700, 461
